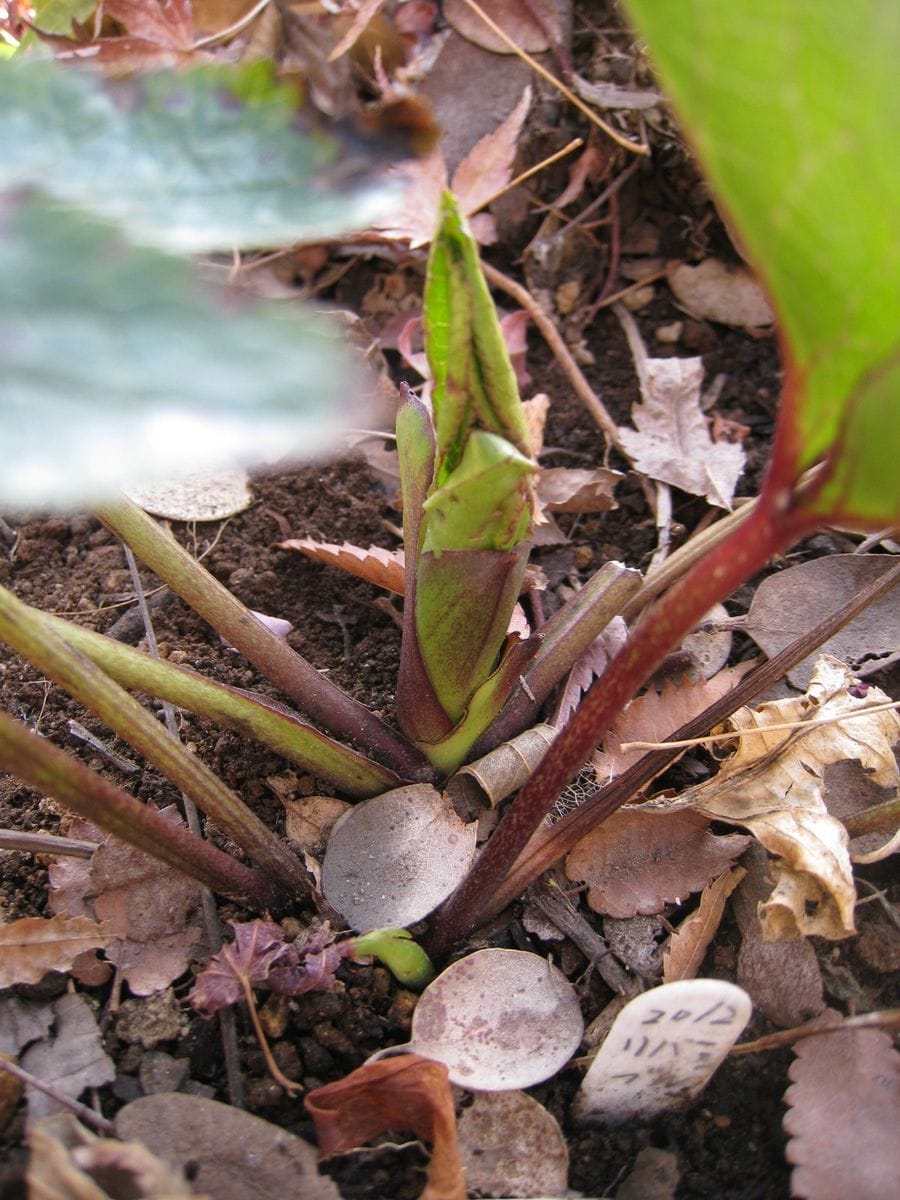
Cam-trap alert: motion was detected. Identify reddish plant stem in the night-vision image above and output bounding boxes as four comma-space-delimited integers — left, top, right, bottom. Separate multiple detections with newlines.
427, 496, 816, 958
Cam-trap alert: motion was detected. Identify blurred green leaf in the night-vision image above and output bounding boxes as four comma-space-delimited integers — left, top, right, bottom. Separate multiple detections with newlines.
31, 0, 97, 35
625, 0, 900, 524
0, 58, 402, 251
0, 194, 356, 508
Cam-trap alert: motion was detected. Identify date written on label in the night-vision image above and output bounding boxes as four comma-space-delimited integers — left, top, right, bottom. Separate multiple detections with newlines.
574, 979, 752, 1124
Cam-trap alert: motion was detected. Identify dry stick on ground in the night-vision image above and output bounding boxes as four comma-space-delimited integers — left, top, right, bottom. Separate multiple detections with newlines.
122, 544, 245, 1109
0, 1056, 115, 1135
731, 1009, 900, 1057
0, 829, 97, 857
477, 557, 900, 923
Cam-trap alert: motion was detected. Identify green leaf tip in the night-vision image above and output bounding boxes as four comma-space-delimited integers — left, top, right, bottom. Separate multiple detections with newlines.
352, 928, 435, 990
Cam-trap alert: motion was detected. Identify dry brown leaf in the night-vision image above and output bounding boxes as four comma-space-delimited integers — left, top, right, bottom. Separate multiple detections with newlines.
668, 259, 775, 330
327, 0, 389, 62
565, 808, 750, 919
21, 994, 115, 1123
553, 618, 629, 728
457, 1091, 569, 1200
443, 0, 560, 54
116, 1093, 339, 1200
593, 664, 754, 784
0, 1054, 22, 1135
0, 915, 113, 989
743, 554, 900, 688
278, 537, 406, 594
377, 87, 531, 246
675, 656, 900, 939
662, 866, 745, 982
90, 807, 205, 996
536, 466, 622, 514
824, 759, 900, 864
306, 1054, 466, 1200
783, 1009, 900, 1200
617, 356, 745, 508
450, 85, 532, 240
28, 1111, 203, 1200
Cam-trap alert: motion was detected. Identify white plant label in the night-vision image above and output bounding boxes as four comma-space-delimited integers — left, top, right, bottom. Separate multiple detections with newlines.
574, 979, 752, 1124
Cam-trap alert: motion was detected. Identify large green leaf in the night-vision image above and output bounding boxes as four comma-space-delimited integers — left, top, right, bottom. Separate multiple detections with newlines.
625, 0, 900, 521
30, 0, 96, 35
0, 194, 355, 507
0, 59, 401, 251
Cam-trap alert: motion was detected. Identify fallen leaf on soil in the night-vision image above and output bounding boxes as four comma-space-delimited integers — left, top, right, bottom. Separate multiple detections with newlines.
321, 785, 477, 931
553, 616, 629, 728
307, 1054, 465, 1200
28, 1111, 202, 1200
742, 554, 900, 687
662, 866, 745, 982
89, 807, 205, 996
448, 85, 532, 242
377, 86, 531, 246
408, 947, 584, 1090
591, 652, 750, 781
616, 355, 746, 508
783, 1009, 900, 1200
680, 602, 733, 678
21, 993, 115, 1123
0, 915, 113, 988
281, 793, 352, 857
668, 259, 775, 330
0, 997, 54, 1057
573, 979, 752, 1124
278, 538, 406, 594
116, 1092, 339, 1200
674, 656, 900, 939
457, 1090, 569, 1199
124, 468, 252, 521
443, 0, 559, 54
327, 0, 389, 62
189, 919, 343, 1017
536, 465, 622, 514
733, 847, 824, 1028
614, 1147, 680, 1200
46, 0, 201, 69
565, 808, 750, 919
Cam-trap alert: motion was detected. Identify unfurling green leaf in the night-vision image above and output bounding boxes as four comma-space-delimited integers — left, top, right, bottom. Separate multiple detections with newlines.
395, 196, 538, 760
423, 431, 536, 554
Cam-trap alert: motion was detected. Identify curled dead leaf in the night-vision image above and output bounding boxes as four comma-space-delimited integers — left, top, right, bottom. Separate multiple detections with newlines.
676, 657, 900, 939
306, 1054, 465, 1200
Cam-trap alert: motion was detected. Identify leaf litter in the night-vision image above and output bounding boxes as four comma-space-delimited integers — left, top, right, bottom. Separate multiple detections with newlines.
3, 4, 897, 1195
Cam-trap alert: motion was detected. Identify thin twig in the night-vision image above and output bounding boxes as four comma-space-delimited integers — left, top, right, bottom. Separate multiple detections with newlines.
469, 138, 584, 216
191, 0, 271, 48
482, 261, 623, 453
730, 1009, 900, 1056
0, 829, 97, 858
0, 1056, 115, 1135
